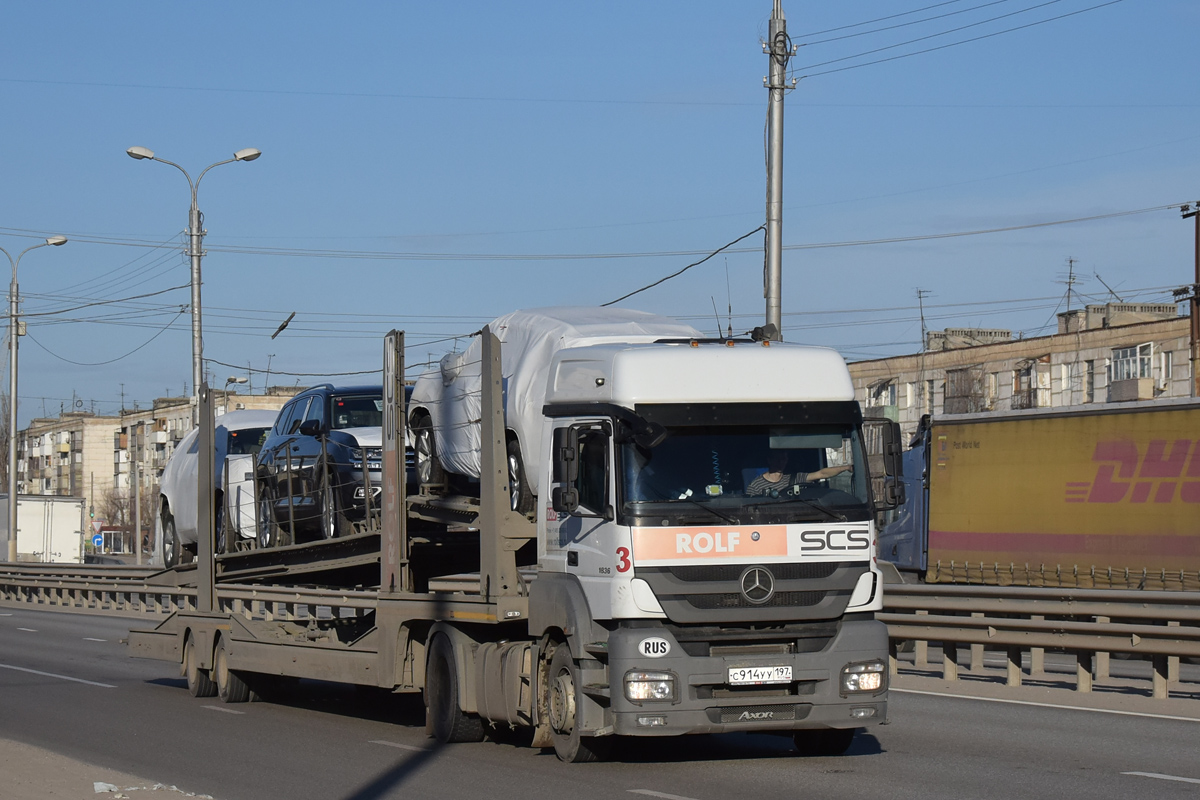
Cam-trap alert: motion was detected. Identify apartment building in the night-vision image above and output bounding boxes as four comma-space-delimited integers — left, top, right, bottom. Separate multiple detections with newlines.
17, 412, 121, 506
849, 303, 1192, 438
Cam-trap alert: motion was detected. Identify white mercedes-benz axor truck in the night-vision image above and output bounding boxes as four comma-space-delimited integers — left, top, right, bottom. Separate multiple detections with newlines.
130, 323, 902, 764
526, 330, 898, 755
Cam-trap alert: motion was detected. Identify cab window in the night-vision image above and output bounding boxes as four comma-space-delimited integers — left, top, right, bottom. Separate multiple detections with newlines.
576, 429, 608, 514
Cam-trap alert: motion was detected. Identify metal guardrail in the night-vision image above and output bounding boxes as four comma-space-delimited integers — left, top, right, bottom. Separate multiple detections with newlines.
882, 584, 1200, 699
2, 565, 1198, 699
0, 564, 376, 623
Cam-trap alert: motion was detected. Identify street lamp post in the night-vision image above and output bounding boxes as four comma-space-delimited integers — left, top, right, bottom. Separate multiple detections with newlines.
126, 146, 261, 420
2, 235, 68, 562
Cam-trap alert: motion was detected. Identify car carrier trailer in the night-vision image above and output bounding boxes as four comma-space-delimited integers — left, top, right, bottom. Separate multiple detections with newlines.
129, 327, 900, 762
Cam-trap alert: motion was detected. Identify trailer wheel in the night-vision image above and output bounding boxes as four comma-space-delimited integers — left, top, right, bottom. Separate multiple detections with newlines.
412, 414, 444, 488
183, 635, 216, 698
425, 635, 484, 744
161, 509, 181, 569
506, 438, 534, 514
792, 727, 856, 756
213, 637, 250, 703
545, 644, 610, 763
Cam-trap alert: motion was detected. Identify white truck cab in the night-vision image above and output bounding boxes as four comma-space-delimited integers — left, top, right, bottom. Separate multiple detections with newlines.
527, 337, 897, 740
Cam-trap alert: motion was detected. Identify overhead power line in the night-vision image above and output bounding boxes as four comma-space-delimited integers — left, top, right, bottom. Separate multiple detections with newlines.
24, 310, 186, 367
794, 0, 1124, 79
601, 226, 765, 307
799, 0, 1022, 46
795, 0, 1070, 71
2, 202, 1179, 267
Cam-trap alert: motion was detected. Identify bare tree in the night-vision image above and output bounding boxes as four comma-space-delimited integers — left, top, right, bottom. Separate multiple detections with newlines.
99, 482, 158, 553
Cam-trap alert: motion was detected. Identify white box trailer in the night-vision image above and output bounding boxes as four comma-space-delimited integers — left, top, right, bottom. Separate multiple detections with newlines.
130, 327, 903, 762
0, 494, 85, 563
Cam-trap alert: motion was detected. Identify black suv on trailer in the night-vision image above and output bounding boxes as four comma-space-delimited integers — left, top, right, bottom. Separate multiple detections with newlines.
255, 384, 390, 545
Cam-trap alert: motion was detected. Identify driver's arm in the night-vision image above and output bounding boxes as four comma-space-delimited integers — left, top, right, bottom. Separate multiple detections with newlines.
805, 464, 853, 481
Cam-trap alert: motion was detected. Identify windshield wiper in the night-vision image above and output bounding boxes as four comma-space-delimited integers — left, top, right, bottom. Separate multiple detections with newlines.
632, 490, 741, 525
743, 496, 847, 522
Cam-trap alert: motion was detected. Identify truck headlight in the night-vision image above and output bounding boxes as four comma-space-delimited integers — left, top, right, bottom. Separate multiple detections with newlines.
841, 660, 886, 694
624, 671, 677, 704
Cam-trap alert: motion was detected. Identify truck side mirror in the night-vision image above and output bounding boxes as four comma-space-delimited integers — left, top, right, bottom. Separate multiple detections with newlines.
881, 421, 903, 478
552, 486, 579, 514
876, 421, 906, 510
552, 427, 579, 483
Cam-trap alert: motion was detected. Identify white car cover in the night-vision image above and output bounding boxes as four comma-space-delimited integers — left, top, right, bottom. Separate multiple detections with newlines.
410, 307, 702, 496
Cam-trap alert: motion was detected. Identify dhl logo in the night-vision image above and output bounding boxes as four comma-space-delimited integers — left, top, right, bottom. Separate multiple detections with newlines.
1066, 439, 1200, 504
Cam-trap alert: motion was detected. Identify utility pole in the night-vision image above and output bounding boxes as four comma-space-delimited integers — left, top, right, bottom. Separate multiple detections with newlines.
1181, 203, 1200, 397
763, 0, 795, 342
133, 460, 141, 565
917, 289, 932, 415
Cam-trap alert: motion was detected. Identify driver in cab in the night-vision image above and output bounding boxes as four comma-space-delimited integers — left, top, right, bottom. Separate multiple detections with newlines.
746, 450, 852, 497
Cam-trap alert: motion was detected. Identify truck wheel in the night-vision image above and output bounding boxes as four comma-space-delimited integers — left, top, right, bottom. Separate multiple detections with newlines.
412, 414, 444, 488
161, 510, 180, 569
425, 635, 484, 744
214, 637, 250, 703
793, 727, 856, 756
183, 636, 216, 698
507, 438, 534, 514
319, 469, 353, 539
257, 491, 277, 549
545, 644, 610, 763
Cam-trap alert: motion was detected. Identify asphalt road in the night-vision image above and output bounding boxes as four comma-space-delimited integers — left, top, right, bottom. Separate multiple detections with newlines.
2, 607, 1198, 800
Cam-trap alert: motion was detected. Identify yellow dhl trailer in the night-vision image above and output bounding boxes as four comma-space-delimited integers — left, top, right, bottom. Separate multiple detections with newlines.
879, 398, 1200, 589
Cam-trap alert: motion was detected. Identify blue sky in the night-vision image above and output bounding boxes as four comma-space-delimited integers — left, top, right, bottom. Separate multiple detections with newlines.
1, 1, 1196, 425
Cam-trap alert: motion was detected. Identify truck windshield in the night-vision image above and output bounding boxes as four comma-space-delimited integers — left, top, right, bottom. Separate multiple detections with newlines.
620, 423, 870, 525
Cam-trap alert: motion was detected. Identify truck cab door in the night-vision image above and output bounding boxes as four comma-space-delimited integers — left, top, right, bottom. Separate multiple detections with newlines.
547, 419, 616, 574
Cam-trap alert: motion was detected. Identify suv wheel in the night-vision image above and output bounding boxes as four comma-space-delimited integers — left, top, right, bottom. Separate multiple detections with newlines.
412, 414, 444, 488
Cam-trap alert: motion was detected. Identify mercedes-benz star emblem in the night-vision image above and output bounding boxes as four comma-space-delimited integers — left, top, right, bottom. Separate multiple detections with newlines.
739, 566, 775, 604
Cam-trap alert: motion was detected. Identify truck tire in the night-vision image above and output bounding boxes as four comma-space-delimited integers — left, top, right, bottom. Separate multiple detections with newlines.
183, 635, 216, 698
425, 635, 484, 744
545, 644, 611, 763
214, 637, 250, 703
507, 438, 534, 514
412, 414, 445, 489
793, 727, 856, 756
161, 509, 180, 569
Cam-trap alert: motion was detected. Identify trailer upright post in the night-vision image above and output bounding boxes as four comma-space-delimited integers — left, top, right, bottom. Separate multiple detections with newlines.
196, 383, 215, 613
477, 327, 535, 621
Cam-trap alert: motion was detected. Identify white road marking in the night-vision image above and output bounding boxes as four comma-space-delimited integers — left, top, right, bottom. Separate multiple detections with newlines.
1122, 771, 1200, 785
83, 637, 107, 642
370, 740, 427, 752
629, 791, 702, 800
202, 705, 245, 715
0, 613, 11, 616
893, 688, 1200, 723
0, 663, 116, 688
17, 627, 37, 632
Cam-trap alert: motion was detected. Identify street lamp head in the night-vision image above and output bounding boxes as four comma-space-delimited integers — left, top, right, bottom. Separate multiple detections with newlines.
45, 235, 67, 247
233, 148, 262, 162
126, 146, 156, 161
225, 376, 248, 385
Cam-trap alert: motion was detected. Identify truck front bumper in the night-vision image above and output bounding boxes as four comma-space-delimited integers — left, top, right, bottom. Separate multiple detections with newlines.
602, 617, 888, 737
